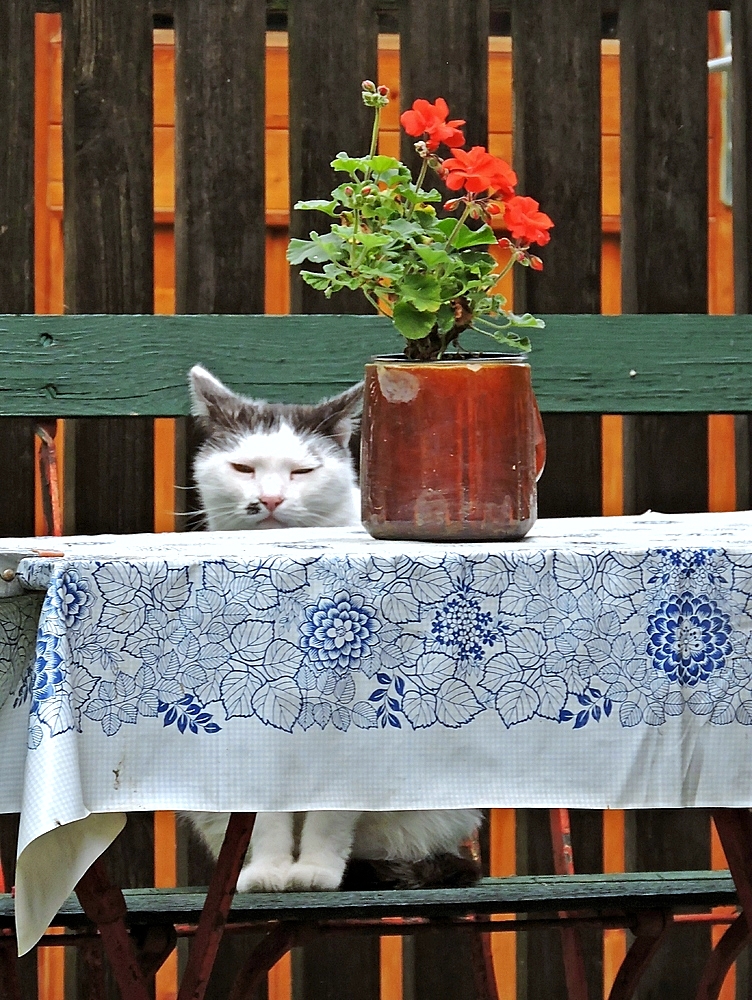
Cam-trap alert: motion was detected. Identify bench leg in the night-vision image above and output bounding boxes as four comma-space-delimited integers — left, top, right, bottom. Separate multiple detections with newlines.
695, 912, 749, 1000
711, 810, 752, 917
177, 811, 256, 1000
607, 910, 668, 1000
468, 928, 500, 1000
227, 924, 299, 1000
550, 808, 589, 1000
74, 857, 152, 1000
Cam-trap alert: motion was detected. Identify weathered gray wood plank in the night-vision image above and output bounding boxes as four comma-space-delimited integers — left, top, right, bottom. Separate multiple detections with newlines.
174, 0, 265, 314
30, 0, 737, 13
400, 0, 489, 160
733, 0, 752, 314
1, 315, 752, 416
61, 0, 156, 531
0, 0, 37, 536
288, 0, 377, 316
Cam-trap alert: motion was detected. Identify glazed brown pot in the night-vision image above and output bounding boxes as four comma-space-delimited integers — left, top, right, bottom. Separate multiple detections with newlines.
360, 355, 546, 541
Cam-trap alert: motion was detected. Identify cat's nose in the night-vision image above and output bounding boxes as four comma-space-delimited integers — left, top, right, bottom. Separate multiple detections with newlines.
260, 495, 284, 513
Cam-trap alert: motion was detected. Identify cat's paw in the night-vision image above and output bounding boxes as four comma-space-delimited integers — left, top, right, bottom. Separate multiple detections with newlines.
236, 860, 295, 893
285, 860, 345, 892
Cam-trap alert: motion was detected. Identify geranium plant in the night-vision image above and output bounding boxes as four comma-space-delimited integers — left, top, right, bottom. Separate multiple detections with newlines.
287, 82, 553, 361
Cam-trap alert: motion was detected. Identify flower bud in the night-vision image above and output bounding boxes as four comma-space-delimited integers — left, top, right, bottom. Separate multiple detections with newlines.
529, 255, 544, 271
485, 203, 501, 216
497, 238, 513, 250
443, 199, 461, 211
377, 85, 389, 97
361, 80, 376, 92
344, 186, 354, 197
362, 186, 372, 195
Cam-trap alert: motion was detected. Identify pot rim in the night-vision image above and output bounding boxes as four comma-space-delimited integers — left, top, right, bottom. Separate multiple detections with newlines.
367, 351, 529, 365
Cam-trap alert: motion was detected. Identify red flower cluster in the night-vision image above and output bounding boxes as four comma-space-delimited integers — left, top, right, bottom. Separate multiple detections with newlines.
441, 146, 517, 199
503, 195, 554, 247
400, 97, 465, 152
400, 97, 554, 249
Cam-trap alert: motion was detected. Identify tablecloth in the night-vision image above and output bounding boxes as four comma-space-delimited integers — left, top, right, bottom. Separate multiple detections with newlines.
3, 510, 752, 952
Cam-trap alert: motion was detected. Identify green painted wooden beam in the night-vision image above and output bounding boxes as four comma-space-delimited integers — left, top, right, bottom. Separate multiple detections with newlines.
1, 314, 751, 416
0, 871, 737, 929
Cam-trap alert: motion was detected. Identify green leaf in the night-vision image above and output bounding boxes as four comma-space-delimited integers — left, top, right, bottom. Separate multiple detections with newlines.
367, 155, 402, 175
383, 219, 424, 239
300, 271, 335, 291
286, 239, 332, 265
355, 231, 393, 251
397, 273, 442, 312
292, 198, 340, 216
416, 245, 449, 269
485, 328, 532, 352
436, 303, 456, 334
507, 311, 546, 329
393, 301, 437, 340
330, 153, 367, 176
436, 219, 498, 248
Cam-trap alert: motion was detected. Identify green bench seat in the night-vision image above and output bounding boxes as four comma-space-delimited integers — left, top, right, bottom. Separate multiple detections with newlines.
0, 871, 738, 934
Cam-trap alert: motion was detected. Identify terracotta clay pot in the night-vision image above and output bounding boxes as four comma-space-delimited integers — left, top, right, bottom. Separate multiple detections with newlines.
361, 355, 546, 541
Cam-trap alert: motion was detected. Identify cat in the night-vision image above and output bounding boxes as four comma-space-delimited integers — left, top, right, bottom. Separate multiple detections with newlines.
184, 365, 482, 892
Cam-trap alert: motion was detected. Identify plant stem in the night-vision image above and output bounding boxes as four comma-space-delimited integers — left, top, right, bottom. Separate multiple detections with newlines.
363, 107, 382, 182
350, 208, 359, 267
495, 250, 518, 283
445, 202, 473, 248
406, 158, 429, 220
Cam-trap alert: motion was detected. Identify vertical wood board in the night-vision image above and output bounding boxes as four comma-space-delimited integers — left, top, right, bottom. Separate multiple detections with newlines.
174, 0, 266, 314
287, 0, 378, 315
619, 3, 712, 996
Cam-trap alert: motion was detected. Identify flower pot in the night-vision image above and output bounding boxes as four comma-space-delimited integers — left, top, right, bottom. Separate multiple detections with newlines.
360, 355, 546, 541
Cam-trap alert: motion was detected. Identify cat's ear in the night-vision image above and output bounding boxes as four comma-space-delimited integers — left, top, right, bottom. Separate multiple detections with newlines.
188, 366, 238, 420
312, 382, 364, 449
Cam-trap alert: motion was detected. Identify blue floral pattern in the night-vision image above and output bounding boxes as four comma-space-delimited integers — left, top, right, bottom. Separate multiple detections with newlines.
10, 520, 752, 746
647, 593, 732, 686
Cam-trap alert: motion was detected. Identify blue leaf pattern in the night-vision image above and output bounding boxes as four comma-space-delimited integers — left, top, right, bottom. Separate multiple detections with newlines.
10, 536, 752, 747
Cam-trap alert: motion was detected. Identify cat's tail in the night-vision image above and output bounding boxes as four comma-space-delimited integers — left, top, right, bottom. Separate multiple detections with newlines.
341, 853, 481, 891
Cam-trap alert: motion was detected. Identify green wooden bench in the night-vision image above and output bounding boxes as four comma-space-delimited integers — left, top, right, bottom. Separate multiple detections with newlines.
0, 873, 742, 1000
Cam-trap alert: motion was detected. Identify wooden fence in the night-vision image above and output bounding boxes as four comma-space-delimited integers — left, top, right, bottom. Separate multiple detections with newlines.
2, 2, 752, 1000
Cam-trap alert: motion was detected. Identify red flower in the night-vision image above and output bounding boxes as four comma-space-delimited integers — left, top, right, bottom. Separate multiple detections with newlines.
502, 196, 554, 246
442, 147, 518, 196
400, 98, 465, 152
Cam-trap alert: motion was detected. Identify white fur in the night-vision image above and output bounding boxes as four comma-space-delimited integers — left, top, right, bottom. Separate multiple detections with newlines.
184, 367, 481, 891
189, 809, 483, 892
194, 424, 360, 531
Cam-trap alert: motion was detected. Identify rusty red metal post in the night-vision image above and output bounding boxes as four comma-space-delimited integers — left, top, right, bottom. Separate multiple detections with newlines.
35, 420, 62, 537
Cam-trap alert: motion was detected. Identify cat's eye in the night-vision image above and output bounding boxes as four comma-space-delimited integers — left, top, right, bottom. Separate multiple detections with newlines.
230, 462, 255, 474
291, 467, 317, 476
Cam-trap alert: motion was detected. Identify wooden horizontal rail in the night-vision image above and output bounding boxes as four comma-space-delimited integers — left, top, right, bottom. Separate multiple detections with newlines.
31, 1, 733, 14
0, 314, 751, 417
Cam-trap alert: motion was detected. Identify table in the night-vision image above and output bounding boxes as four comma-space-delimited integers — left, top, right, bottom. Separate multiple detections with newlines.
3, 511, 752, 988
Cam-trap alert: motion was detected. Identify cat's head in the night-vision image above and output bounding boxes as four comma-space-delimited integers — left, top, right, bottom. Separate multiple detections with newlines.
189, 365, 363, 530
